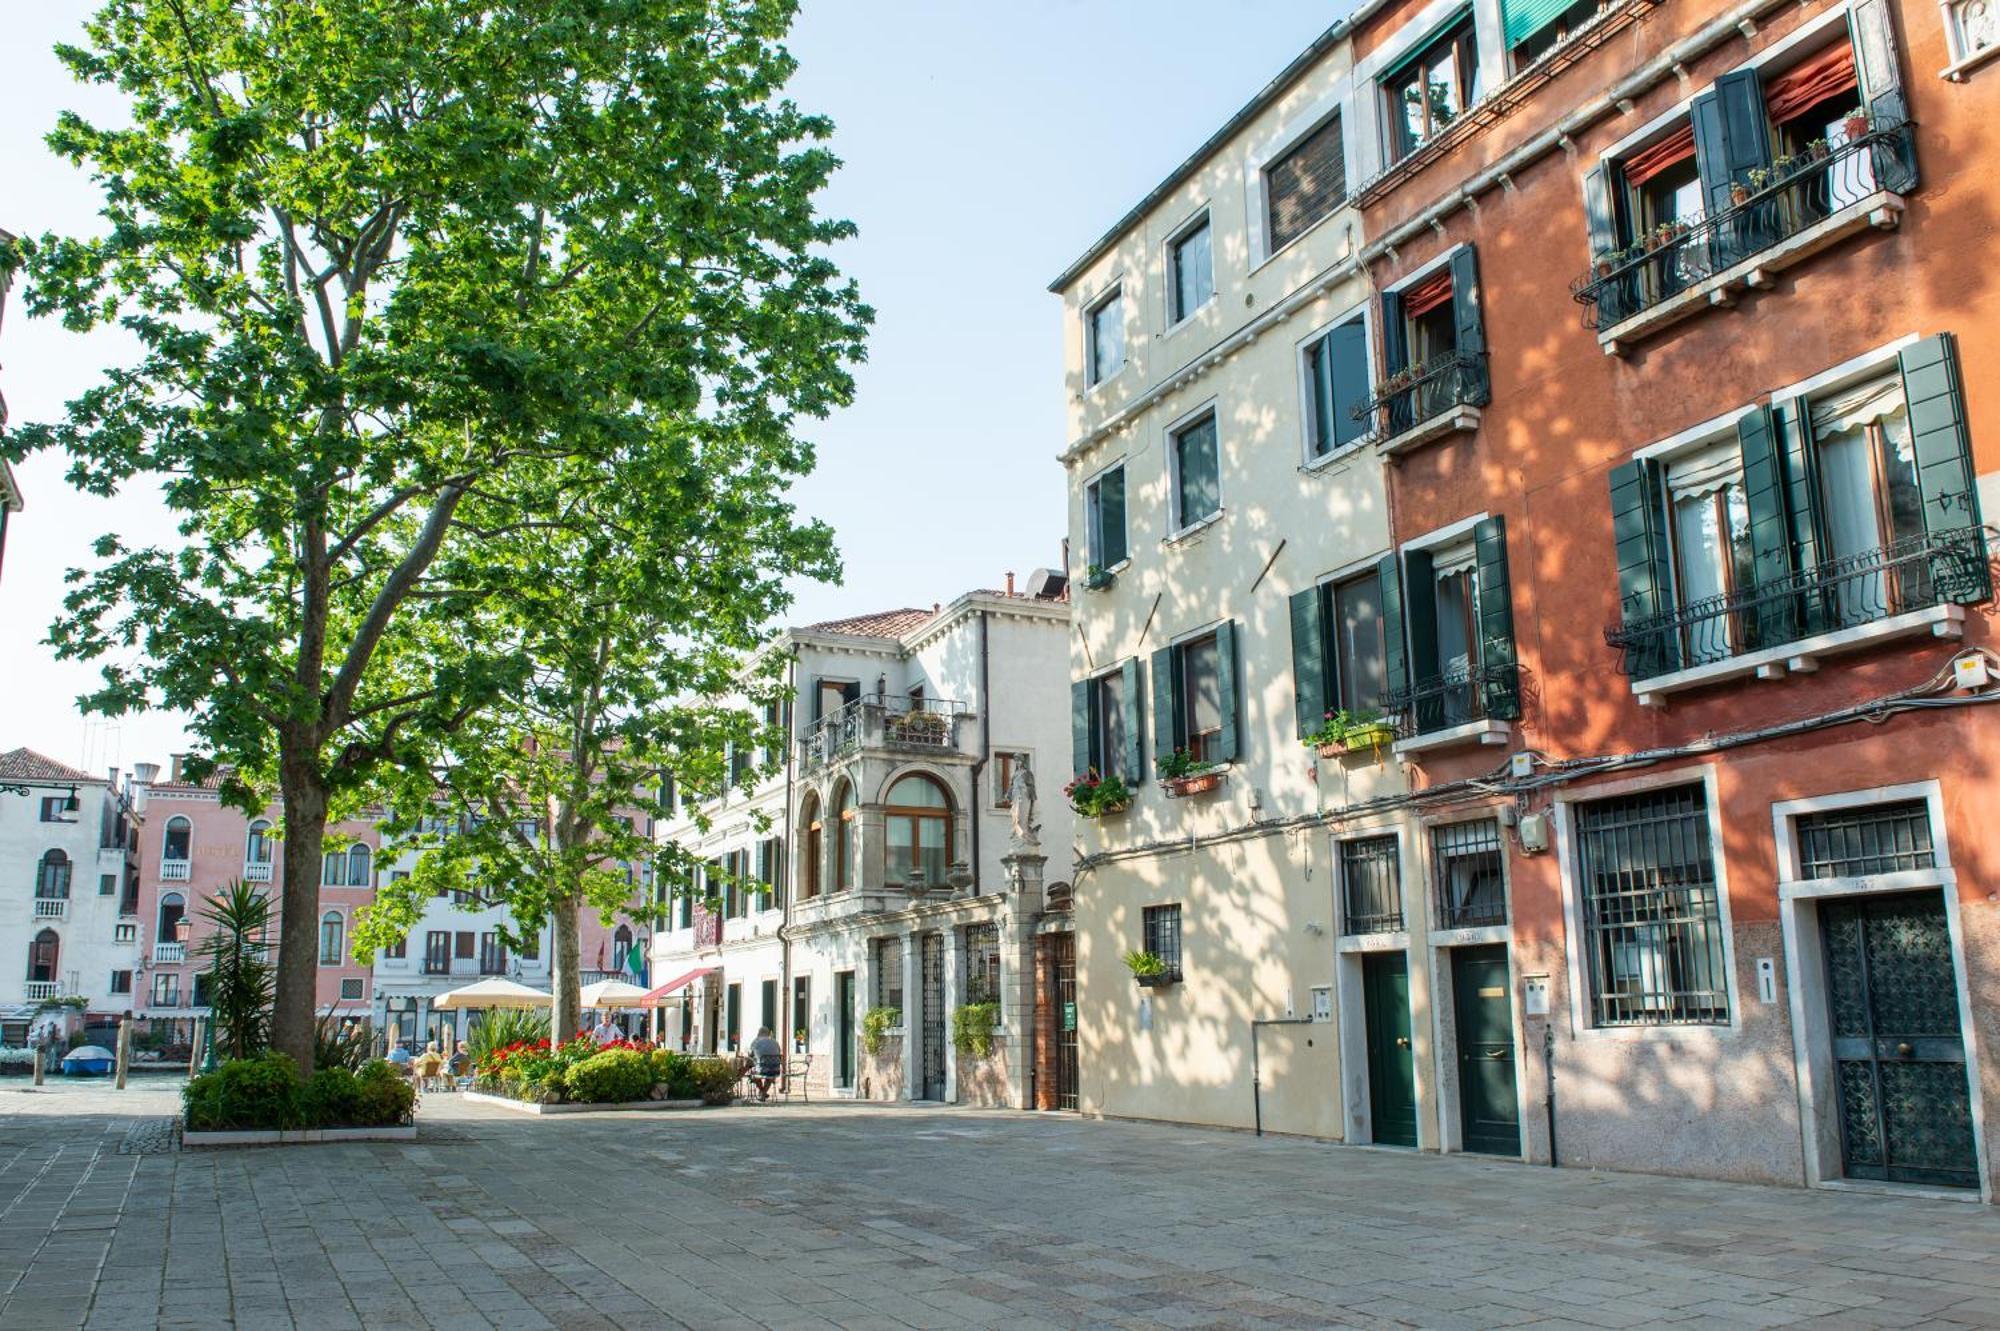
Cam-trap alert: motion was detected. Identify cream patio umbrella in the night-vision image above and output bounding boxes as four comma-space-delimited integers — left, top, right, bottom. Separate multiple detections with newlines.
579, 978, 650, 1010
431, 977, 554, 1011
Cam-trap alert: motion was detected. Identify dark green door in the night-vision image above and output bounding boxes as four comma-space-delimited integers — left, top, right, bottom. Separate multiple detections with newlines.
1363, 952, 1417, 1147
835, 971, 856, 1089
1452, 946, 1519, 1156
1823, 892, 1977, 1189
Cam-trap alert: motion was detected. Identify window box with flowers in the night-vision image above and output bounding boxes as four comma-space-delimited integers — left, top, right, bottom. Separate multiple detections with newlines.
1082, 564, 1118, 591
1156, 747, 1226, 798
1124, 950, 1178, 988
1303, 709, 1395, 761
1065, 769, 1132, 818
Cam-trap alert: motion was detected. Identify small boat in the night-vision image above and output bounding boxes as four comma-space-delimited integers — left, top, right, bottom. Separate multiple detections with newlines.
61, 1045, 115, 1076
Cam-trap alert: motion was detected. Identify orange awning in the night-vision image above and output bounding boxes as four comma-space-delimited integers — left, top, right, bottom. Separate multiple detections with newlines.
637, 966, 717, 1004
1624, 123, 1696, 187
1766, 41, 1857, 125
1404, 270, 1454, 318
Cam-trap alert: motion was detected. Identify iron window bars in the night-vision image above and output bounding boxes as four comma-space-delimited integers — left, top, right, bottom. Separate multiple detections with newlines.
1340, 834, 1405, 935
1142, 904, 1184, 981
1796, 800, 1936, 879
1432, 819, 1508, 929
963, 923, 1001, 1005
1575, 785, 1730, 1027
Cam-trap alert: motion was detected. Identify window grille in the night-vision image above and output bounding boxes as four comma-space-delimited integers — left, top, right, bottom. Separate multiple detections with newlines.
1795, 800, 1935, 879
1432, 819, 1507, 929
963, 923, 1001, 1005
1340, 834, 1403, 934
1142, 905, 1183, 979
1575, 785, 1729, 1026
874, 937, 903, 1011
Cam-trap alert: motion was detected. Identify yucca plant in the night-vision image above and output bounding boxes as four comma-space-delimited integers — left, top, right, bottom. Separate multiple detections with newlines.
196, 881, 276, 1062
466, 1008, 551, 1068
314, 1011, 373, 1072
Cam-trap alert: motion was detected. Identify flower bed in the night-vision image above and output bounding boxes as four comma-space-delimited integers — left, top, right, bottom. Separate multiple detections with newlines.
474, 1038, 739, 1106
182, 1053, 415, 1136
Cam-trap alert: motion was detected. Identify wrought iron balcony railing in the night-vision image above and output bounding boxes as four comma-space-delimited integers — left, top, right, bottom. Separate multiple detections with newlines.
1573, 120, 1917, 331
800, 693, 966, 769
1606, 528, 1990, 679
1382, 662, 1520, 737
1354, 351, 1490, 441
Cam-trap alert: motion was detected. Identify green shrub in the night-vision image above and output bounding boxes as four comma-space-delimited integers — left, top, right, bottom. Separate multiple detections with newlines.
182, 1052, 303, 1131
352, 1060, 416, 1126
301, 1066, 361, 1126
861, 1006, 899, 1055
951, 1002, 1000, 1058
687, 1056, 739, 1105
564, 1049, 654, 1104
467, 1008, 550, 1069
650, 1048, 696, 1099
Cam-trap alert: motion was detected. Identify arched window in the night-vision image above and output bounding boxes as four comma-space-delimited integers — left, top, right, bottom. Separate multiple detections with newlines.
319, 911, 345, 966
158, 891, 186, 943
801, 793, 823, 900
162, 816, 191, 862
36, 850, 72, 900
322, 850, 344, 886
884, 773, 952, 887
833, 781, 856, 892
613, 924, 633, 965
27, 929, 59, 983
245, 820, 273, 865
346, 844, 372, 887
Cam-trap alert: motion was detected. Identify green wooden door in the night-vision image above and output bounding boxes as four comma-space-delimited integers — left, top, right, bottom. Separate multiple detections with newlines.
1452, 946, 1520, 1156
1363, 952, 1417, 1147
1823, 892, 1977, 1188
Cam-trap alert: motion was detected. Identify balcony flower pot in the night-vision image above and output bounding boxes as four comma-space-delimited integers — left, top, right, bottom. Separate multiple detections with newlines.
1082, 566, 1116, 591
1161, 770, 1224, 797
1729, 182, 1750, 206
1844, 111, 1870, 141
1133, 973, 1178, 990
1315, 723, 1395, 760
1066, 770, 1132, 819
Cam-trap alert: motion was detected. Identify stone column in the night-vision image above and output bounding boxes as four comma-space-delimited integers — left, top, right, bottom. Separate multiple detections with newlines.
901, 926, 922, 1099
1001, 848, 1046, 1110
942, 923, 962, 1102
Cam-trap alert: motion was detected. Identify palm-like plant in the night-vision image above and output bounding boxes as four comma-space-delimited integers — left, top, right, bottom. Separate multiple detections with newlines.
196, 881, 276, 1062
466, 1007, 551, 1069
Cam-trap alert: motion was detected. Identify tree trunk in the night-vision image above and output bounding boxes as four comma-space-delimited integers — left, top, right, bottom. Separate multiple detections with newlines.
551, 891, 582, 1044
271, 751, 328, 1075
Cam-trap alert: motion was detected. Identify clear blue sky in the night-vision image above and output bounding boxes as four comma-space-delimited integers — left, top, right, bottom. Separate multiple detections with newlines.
0, 1, 1341, 772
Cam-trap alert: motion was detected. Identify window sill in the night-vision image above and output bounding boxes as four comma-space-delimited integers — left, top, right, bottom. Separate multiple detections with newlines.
1392, 718, 1510, 756
1378, 406, 1482, 458
1162, 300, 1215, 337
1599, 192, 1905, 356
1163, 511, 1224, 547
1302, 440, 1371, 474
1631, 603, 1964, 707
1570, 1020, 1739, 1044
1940, 43, 2000, 81
1082, 366, 1127, 399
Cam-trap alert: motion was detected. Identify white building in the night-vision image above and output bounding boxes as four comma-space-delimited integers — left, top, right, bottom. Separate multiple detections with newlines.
651, 582, 1073, 1106
0, 748, 141, 1041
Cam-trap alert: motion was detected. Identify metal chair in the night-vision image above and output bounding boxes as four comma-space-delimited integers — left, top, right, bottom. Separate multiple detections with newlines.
778, 1055, 810, 1105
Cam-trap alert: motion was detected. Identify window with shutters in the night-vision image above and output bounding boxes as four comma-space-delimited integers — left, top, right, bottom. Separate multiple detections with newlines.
1167, 212, 1213, 324
1151, 625, 1240, 776
1265, 114, 1345, 254
1084, 667, 1135, 783
110, 970, 133, 995
1085, 286, 1125, 387
425, 931, 450, 974
1374, 248, 1489, 441
1302, 315, 1370, 459
384, 937, 406, 961
1663, 436, 1760, 666
1509, 0, 1611, 70
1383, 18, 1479, 165
1290, 569, 1390, 742
1169, 410, 1221, 532
1179, 634, 1224, 765
1085, 463, 1128, 573
479, 932, 507, 974
319, 911, 345, 966
454, 930, 476, 960
757, 836, 784, 912
801, 792, 823, 900
1381, 518, 1520, 736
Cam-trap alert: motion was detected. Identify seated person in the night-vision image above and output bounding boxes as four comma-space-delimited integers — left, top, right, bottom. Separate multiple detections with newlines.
747, 1026, 784, 1102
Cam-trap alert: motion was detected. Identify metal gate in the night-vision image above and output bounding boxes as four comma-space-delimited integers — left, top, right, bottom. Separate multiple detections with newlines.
1053, 933, 1079, 1111
920, 932, 946, 1101
1823, 891, 1977, 1188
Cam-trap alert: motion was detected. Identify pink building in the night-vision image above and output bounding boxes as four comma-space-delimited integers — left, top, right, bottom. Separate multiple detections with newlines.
131, 757, 376, 1036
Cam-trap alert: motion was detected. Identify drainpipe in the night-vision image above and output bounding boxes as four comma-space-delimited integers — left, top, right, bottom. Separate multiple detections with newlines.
1543, 1022, 1559, 1167
781, 649, 798, 1053
1250, 1016, 1316, 1137
970, 608, 991, 895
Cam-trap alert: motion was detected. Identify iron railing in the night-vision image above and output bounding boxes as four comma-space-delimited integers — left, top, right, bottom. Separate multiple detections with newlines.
1432, 819, 1507, 930
1573, 120, 1916, 331
1796, 800, 1936, 879
1605, 528, 1990, 679
1354, 351, 1490, 441
800, 693, 965, 768
1383, 661, 1519, 736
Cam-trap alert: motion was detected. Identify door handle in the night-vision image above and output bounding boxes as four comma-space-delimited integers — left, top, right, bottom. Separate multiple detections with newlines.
1897, 1041, 1914, 1057
1395, 1037, 1411, 1049
1487, 1048, 1510, 1059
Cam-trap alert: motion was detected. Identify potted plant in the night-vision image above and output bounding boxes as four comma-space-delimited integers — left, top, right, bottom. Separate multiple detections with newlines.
1729, 181, 1751, 206
1302, 709, 1395, 759
1843, 107, 1871, 141
1065, 769, 1132, 818
1082, 563, 1116, 591
1156, 747, 1224, 797
1806, 136, 1830, 162
793, 1027, 808, 1054
1124, 950, 1176, 988
891, 709, 949, 743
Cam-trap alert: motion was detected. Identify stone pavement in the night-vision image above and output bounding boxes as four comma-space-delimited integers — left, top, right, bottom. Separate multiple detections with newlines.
1, 1079, 1997, 1330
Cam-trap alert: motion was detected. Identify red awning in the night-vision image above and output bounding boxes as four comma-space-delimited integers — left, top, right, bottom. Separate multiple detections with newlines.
637, 966, 717, 1004
1766, 41, 1857, 125
1624, 123, 1696, 187
1404, 269, 1454, 318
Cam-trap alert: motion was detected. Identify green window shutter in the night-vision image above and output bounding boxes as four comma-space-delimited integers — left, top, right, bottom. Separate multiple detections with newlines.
1899, 333, 1990, 603
1289, 587, 1329, 740
1213, 620, 1241, 764
1328, 319, 1371, 451
1098, 467, 1127, 567
1402, 546, 1440, 692
1150, 647, 1178, 775
1378, 552, 1408, 710
1379, 290, 1408, 377
1120, 657, 1145, 781
1582, 166, 1619, 257
1473, 517, 1520, 720
1737, 406, 1801, 647
1608, 459, 1680, 678
1449, 247, 1490, 406
1773, 398, 1827, 636
771, 837, 785, 908
1070, 680, 1092, 776
1504, 0, 1574, 47
1849, 0, 1915, 190
1691, 69, 1772, 254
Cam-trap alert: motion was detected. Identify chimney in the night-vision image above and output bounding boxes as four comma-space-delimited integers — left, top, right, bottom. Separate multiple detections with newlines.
170, 753, 187, 783
131, 761, 158, 812
1005, 571, 1015, 597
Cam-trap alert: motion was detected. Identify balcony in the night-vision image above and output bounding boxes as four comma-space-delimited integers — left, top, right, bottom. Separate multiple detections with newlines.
159, 858, 191, 882
244, 860, 273, 883
800, 693, 967, 771
33, 898, 67, 920
1355, 352, 1489, 455
24, 982, 58, 1002
1574, 121, 1916, 352
422, 960, 451, 975
153, 942, 186, 964
1608, 529, 1989, 705
1384, 663, 1518, 754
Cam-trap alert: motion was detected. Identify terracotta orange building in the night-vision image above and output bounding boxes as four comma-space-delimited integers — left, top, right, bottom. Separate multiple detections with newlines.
1343, 0, 1998, 1195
